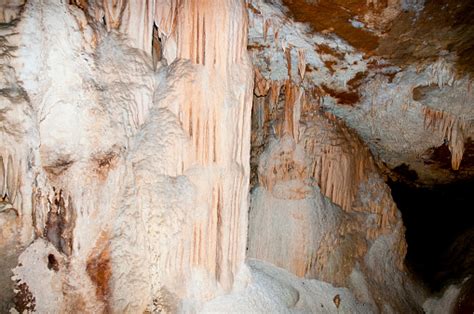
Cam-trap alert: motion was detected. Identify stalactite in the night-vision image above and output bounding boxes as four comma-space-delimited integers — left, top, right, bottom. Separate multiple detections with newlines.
102, 0, 126, 31
119, 0, 155, 55
422, 107, 466, 170
269, 80, 282, 110
263, 18, 271, 42
297, 111, 378, 214
428, 58, 456, 88
254, 67, 270, 96
0, 155, 18, 209
285, 47, 292, 79
273, 25, 280, 42
172, 0, 248, 70
0, 156, 5, 200
297, 49, 306, 80
0, 145, 26, 222
154, 0, 178, 37
249, 71, 404, 285
253, 71, 398, 224
283, 81, 303, 141
152, 0, 253, 293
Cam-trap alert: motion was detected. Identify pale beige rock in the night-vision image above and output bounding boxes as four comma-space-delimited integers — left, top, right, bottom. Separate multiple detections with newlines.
1, 0, 253, 311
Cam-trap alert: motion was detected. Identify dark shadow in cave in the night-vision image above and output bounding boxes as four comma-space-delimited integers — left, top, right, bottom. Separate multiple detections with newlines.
388, 179, 474, 292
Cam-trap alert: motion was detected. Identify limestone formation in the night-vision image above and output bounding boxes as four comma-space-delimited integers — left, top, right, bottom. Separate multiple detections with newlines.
2, 0, 252, 311
0, 0, 472, 313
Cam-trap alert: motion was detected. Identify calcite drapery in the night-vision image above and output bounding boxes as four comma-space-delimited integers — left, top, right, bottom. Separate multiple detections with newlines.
149, 0, 254, 296
422, 106, 466, 170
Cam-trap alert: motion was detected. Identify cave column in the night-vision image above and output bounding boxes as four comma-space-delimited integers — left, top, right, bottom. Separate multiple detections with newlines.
159, 0, 253, 292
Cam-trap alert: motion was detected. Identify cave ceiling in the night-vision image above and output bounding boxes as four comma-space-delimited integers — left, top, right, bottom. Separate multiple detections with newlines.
250, 0, 474, 186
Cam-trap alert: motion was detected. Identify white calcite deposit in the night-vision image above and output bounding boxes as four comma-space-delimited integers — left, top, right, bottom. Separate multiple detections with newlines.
0, 0, 470, 313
